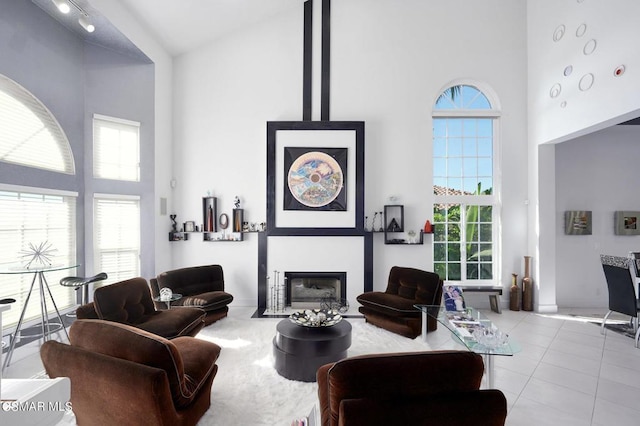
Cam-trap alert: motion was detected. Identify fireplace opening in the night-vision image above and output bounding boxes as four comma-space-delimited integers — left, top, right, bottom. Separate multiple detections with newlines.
285, 272, 347, 309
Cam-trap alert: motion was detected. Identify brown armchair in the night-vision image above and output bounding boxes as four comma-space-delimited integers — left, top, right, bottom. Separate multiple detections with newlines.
41, 319, 221, 426
150, 265, 233, 325
317, 350, 507, 426
76, 277, 206, 339
356, 266, 443, 338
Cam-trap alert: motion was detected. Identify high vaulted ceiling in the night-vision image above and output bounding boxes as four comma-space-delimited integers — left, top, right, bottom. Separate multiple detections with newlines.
33, 0, 302, 59
116, 0, 302, 56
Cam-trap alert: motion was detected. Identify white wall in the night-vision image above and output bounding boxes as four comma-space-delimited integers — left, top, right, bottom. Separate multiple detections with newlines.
92, 0, 175, 274
528, 0, 640, 146
169, 0, 529, 307
528, 0, 640, 311
555, 126, 640, 307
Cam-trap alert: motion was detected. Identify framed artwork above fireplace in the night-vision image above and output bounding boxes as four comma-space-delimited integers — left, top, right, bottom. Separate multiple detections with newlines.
266, 121, 365, 236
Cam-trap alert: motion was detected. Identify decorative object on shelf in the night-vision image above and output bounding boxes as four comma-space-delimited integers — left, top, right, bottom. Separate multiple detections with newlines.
250, 223, 257, 232
407, 230, 417, 244
260, 222, 266, 232
203, 197, 217, 233
423, 220, 432, 233
242, 221, 249, 232
20, 241, 56, 268
170, 214, 177, 232
284, 148, 347, 211
509, 273, 520, 311
219, 214, 229, 238
371, 212, 378, 232
233, 209, 243, 232
320, 296, 349, 313
289, 309, 342, 327
378, 211, 383, 231
364, 215, 369, 232
387, 218, 401, 231
233, 196, 240, 209
522, 256, 534, 311
184, 221, 195, 232
564, 210, 592, 235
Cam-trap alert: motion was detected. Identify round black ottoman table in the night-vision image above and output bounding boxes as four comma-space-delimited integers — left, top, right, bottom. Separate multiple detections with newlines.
273, 318, 352, 382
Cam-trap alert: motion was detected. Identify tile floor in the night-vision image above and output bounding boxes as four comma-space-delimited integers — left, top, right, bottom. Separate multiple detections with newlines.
3, 307, 640, 425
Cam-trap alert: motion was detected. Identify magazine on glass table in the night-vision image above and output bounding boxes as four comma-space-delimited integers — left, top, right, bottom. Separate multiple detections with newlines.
443, 311, 483, 340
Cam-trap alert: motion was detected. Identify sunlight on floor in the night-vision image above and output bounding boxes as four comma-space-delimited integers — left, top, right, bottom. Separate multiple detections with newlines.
197, 334, 253, 349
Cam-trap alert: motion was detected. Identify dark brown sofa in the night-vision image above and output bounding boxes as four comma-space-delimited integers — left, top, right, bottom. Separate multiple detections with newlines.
356, 266, 443, 338
150, 265, 233, 325
317, 350, 507, 426
41, 319, 222, 426
76, 277, 206, 339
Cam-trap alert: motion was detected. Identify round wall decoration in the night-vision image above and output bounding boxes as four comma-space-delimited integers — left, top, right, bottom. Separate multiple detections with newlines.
287, 151, 343, 208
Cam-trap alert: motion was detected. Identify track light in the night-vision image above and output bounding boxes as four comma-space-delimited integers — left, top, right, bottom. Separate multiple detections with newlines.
52, 0, 71, 14
78, 15, 95, 33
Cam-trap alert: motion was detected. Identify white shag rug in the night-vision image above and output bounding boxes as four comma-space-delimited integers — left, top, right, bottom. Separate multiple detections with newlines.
195, 315, 430, 425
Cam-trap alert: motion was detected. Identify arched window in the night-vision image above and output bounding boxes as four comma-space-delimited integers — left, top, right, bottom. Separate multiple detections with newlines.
0, 74, 75, 174
432, 83, 500, 283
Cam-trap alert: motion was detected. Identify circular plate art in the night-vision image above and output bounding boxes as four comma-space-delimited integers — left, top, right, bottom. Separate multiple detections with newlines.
287, 151, 343, 208
289, 309, 343, 327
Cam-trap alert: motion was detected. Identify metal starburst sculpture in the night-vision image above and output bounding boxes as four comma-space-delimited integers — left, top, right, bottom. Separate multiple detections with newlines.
20, 241, 57, 269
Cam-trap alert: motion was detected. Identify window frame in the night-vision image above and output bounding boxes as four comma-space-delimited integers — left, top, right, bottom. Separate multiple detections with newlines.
0, 184, 77, 330
93, 114, 141, 182
432, 82, 502, 286
93, 194, 141, 285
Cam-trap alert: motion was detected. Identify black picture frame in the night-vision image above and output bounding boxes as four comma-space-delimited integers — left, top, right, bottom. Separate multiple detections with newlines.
283, 146, 348, 211
267, 121, 365, 236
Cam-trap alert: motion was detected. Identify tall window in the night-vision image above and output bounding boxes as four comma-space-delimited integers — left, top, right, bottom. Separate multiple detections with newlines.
0, 187, 77, 328
94, 195, 140, 284
0, 74, 74, 174
93, 114, 140, 181
432, 84, 499, 284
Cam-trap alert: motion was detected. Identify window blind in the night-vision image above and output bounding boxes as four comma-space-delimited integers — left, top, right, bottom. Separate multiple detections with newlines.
0, 189, 77, 331
94, 196, 140, 285
93, 114, 140, 182
0, 74, 75, 174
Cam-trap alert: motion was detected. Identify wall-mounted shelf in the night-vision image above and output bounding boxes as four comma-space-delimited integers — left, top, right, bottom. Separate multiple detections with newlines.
381, 204, 430, 245
169, 197, 251, 242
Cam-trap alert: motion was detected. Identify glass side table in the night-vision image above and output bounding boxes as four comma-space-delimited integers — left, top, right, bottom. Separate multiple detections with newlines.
153, 293, 182, 310
414, 304, 520, 388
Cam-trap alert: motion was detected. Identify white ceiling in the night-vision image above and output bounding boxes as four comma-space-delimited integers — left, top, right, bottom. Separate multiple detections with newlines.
117, 0, 303, 56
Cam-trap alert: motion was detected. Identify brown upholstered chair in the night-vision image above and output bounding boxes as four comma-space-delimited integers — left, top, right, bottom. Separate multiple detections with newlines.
356, 266, 443, 338
76, 277, 206, 339
41, 319, 221, 426
317, 350, 507, 426
150, 265, 233, 325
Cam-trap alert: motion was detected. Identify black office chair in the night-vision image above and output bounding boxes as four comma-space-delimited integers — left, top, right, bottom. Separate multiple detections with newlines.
600, 254, 640, 348
60, 272, 108, 317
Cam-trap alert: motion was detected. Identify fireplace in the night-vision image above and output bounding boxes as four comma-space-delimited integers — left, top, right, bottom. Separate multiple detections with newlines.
285, 272, 346, 309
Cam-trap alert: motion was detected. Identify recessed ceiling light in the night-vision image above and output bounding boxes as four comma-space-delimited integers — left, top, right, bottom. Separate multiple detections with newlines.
52, 0, 70, 14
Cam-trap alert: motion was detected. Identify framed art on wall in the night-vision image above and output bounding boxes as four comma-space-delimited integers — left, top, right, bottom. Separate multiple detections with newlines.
284, 147, 348, 211
564, 210, 592, 235
614, 211, 640, 235
267, 121, 365, 236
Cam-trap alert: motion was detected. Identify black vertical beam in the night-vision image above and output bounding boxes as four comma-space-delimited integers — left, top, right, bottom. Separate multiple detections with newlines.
321, 0, 331, 121
364, 232, 373, 292
303, 0, 313, 121
257, 231, 268, 312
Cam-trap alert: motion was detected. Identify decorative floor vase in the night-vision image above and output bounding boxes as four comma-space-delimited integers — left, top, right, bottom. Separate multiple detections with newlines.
509, 273, 520, 311
522, 256, 534, 311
